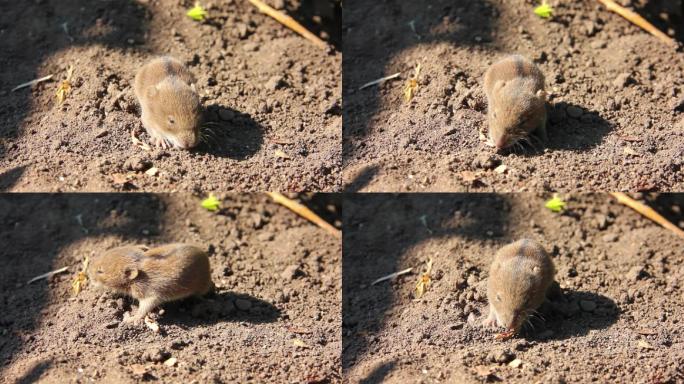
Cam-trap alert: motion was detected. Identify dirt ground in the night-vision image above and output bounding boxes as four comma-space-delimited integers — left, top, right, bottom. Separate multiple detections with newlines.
0, 193, 341, 383
343, 193, 684, 383
0, 0, 341, 192
343, 0, 684, 192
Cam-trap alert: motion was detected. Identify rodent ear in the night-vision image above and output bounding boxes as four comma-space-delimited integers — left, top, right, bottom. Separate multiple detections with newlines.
536, 89, 547, 101
190, 83, 197, 93
146, 85, 159, 98
125, 267, 139, 280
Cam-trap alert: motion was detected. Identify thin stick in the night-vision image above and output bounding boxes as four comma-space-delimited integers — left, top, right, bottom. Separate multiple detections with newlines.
265, 192, 341, 239
359, 73, 401, 90
610, 192, 684, 239
27, 266, 69, 284
247, 0, 327, 49
597, 0, 676, 47
11, 75, 54, 92
371, 267, 413, 285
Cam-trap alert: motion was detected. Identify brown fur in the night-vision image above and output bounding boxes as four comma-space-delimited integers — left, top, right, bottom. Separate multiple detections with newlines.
134, 56, 203, 149
88, 243, 213, 323
483, 55, 547, 151
484, 239, 555, 333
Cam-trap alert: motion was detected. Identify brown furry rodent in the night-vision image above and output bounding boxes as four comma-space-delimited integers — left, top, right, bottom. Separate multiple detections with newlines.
483, 239, 555, 333
483, 55, 547, 151
134, 56, 203, 149
88, 243, 213, 323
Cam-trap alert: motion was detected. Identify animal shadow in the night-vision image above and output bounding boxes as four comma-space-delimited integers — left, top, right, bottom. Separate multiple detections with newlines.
196, 105, 264, 160
160, 291, 280, 326
545, 102, 613, 152
498, 102, 613, 156
523, 289, 619, 341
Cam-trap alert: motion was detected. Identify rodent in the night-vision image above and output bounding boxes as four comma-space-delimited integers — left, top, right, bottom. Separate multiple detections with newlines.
88, 243, 213, 323
483, 54, 547, 151
134, 56, 203, 149
483, 239, 555, 333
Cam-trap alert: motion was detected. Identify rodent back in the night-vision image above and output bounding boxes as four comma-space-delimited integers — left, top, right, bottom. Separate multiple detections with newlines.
488, 240, 554, 327
484, 55, 546, 134
136, 244, 212, 299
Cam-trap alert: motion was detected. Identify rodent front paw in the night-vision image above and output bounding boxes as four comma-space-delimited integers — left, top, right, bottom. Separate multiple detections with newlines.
482, 317, 497, 328
122, 312, 142, 325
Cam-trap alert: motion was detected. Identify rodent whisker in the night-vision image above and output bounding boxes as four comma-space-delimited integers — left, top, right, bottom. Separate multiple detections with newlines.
524, 135, 544, 151
529, 309, 547, 322
200, 128, 219, 143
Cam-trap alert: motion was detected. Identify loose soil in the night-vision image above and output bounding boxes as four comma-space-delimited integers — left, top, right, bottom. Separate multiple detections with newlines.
343, 193, 684, 383
0, 0, 341, 192
0, 193, 341, 383
343, 0, 684, 192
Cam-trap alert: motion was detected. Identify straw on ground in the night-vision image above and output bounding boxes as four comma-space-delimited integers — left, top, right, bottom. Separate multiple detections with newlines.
266, 192, 341, 239
610, 192, 684, 239
247, 0, 327, 49
597, 0, 676, 47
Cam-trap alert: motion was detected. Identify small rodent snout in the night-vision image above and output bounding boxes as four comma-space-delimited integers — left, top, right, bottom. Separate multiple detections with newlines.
180, 136, 199, 149
495, 137, 507, 150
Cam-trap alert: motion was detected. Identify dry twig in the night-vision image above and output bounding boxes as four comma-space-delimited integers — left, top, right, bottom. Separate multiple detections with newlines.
247, 0, 328, 49
371, 267, 413, 285
359, 72, 401, 90
265, 192, 341, 239
27, 266, 69, 285
11, 75, 54, 92
597, 0, 676, 47
610, 192, 684, 239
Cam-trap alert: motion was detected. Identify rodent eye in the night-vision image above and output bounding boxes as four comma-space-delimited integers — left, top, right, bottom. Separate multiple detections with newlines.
97, 269, 104, 275
168, 116, 176, 125
496, 293, 501, 302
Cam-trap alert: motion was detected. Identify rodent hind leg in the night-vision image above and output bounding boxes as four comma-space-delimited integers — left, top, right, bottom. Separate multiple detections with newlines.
124, 296, 162, 323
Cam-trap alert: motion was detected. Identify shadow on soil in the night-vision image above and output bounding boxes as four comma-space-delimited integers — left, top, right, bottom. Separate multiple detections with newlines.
155, 291, 281, 326
200, 105, 264, 160
519, 290, 620, 342
343, 0, 497, 179
0, 0, 149, 160
342, 193, 513, 377
0, 194, 163, 378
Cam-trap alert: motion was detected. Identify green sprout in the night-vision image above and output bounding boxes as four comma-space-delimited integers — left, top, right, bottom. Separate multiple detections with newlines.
187, 2, 208, 21
545, 194, 566, 213
534, 1, 553, 19
201, 194, 221, 211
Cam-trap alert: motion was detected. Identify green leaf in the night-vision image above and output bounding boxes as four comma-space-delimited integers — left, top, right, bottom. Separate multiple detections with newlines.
201, 194, 221, 211
534, 2, 553, 19
187, 2, 208, 21
545, 195, 566, 213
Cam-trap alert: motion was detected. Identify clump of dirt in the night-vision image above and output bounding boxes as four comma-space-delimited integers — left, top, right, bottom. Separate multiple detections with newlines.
0, 193, 341, 383
0, 0, 341, 192
343, 193, 684, 382
343, 0, 684, 192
